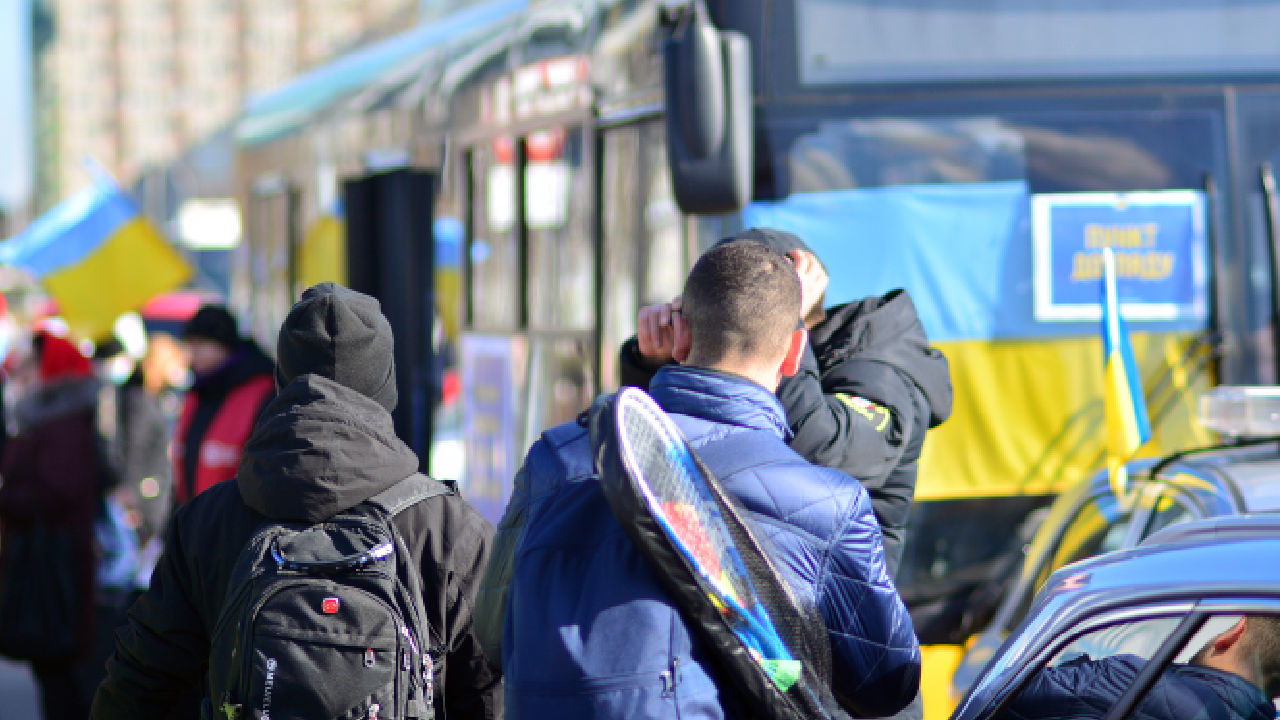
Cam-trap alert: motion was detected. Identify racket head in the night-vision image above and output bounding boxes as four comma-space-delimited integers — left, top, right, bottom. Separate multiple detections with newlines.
613, 387, 762, 622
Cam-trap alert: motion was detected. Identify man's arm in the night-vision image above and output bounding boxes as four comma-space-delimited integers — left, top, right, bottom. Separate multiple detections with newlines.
618, 335, 667, 390
91, 507, 208, 718
998, 655, 1141, 720
821, 482, 922, 718
437, 500, 504, 720
474, 450, 539, 670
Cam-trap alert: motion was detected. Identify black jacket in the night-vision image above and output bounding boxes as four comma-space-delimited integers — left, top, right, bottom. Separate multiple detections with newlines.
91, 374, 502, 720
999, 654, 1274, 720
620, 289, 952, 575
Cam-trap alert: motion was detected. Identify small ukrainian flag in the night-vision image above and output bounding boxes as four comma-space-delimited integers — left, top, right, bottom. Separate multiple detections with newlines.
1101, 247, 1152, 497
1, 180, 192, 341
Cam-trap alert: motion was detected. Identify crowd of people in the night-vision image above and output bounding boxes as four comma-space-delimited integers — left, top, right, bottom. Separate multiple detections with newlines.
0, 228, 1272, 720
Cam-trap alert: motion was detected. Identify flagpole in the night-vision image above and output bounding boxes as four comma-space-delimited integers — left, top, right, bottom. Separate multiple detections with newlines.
1103, 248, 1129, 500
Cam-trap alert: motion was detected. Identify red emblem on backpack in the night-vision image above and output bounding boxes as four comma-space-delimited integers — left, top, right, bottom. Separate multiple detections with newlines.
322, 597, 341, 613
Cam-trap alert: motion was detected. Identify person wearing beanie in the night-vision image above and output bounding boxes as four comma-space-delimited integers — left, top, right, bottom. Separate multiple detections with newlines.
172, 303, 275, 505
619, 227, 954, 581
0, 330, 119, 719
93, 282, 502, 720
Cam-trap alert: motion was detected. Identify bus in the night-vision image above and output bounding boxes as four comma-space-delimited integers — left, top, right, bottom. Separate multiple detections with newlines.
230, 1, 1280, 715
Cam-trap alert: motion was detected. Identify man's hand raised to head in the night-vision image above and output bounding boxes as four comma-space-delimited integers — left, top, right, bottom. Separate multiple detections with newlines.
789, 250, 828, 327
637, 296, 691, 368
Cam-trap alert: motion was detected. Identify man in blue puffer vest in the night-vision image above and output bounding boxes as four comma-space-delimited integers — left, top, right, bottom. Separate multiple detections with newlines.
476, 240, 921, 719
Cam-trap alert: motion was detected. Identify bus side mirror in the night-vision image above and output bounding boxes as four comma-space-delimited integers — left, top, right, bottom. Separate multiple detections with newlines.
661, 3, 753, 215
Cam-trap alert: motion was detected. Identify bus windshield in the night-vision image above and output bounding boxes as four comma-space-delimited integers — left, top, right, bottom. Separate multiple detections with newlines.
796, 0, 1280, 86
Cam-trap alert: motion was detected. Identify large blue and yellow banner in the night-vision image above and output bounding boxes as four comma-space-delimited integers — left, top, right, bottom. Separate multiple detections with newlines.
1, 182, 193, 341
745, 182, 1210, 498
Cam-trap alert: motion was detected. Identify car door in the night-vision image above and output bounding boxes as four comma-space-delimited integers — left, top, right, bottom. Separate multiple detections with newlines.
968, 600, 1280, 720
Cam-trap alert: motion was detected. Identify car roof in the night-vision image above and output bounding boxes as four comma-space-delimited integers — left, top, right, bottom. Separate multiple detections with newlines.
1140, 511, 1280, 547
1091, 441, 1280, 513
1035, 515, 1280, 618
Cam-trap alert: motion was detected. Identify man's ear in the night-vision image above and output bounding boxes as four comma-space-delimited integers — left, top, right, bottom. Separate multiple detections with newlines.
780, 327, 807, 377
1213, 617, 1249, 655
672, 311, 692, 364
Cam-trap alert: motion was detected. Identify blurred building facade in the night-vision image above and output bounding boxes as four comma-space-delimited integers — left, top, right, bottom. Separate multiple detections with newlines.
31, 0, 418, 211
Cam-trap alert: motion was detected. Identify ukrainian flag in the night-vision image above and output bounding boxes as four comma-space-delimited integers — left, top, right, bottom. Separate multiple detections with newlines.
1101, 247, 1152, 497
0, 181, 192, 341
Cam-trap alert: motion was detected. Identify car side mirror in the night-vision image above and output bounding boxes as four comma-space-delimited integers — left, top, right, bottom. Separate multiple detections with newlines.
661, 1, 753, 214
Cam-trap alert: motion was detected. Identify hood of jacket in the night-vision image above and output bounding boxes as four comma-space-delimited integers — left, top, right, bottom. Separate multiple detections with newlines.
13, 375, 100, 432
811, 289, 953, 427
236, 373, 420, 522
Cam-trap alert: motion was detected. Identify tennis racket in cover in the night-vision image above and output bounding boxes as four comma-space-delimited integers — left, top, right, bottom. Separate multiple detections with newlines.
595, 388, 804, 692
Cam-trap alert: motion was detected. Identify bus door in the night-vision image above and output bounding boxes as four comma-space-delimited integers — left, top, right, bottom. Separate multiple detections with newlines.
244, 177, 299, 348
1234, 88, 1280, 385
343, 169, 438, 468
461, 125, 596, 523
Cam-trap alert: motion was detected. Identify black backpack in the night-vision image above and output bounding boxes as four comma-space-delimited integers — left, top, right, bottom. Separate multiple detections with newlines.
205, 474, 451, 720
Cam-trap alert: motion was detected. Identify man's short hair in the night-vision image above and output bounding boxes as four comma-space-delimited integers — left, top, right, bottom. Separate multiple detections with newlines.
1243, 614, 1280, 696
681, 239, 801, 365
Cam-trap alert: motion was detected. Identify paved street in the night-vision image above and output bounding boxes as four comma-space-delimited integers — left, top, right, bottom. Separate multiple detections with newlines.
0, 656, 39, 719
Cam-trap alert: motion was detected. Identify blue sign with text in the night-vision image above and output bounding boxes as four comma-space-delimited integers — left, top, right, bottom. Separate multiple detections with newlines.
1032, 191, 1207, 324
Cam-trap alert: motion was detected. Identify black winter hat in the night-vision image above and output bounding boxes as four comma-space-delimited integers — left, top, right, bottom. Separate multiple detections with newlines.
183, 305, 240, 349
275, 282, 398, 413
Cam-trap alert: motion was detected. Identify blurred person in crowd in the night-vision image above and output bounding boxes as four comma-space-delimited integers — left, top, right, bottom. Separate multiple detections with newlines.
0, 330, 119, 719
619, 228, 953, 579
999, 615, 1280, 720
95, 320, 179, 588
173, 304, 274, 505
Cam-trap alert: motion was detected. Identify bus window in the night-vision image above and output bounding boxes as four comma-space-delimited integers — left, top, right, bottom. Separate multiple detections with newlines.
640, 123, 685, 306
246, 183, 296, 348
599, 121, 688, 389
526, 127, 592, 330
524, 335, 595, 449
600, 126, 643, 389
468, 138, 520, 329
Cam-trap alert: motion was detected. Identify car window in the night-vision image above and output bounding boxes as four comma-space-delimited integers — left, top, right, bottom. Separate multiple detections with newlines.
1048, 616, 1183, 668
1042, 494, 1131, 585
992, 610, 1280, 720
1141, 489, 1201, 539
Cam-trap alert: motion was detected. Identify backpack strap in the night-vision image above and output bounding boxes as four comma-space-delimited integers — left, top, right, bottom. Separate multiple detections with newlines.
366, 473, 454, 518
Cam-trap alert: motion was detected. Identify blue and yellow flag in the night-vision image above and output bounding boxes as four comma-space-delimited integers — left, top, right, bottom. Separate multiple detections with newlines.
0, 181, 193, 341
1101, 247, 1152, 497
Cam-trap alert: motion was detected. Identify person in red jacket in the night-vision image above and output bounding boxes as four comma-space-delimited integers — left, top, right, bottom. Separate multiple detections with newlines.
173, 305, 274, 504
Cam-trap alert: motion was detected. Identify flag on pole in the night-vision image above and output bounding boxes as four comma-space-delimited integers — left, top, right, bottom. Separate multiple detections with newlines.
0, 178, 193, 342
1101, 247, 1152, 498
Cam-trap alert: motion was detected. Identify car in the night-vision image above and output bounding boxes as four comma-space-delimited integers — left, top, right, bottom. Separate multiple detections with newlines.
950, 514, 1280, 720
950, 387, 1280, 703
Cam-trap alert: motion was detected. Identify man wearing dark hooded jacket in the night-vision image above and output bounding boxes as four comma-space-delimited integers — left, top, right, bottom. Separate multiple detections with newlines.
620, 228, 953, 576
91, 283, 501, 720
